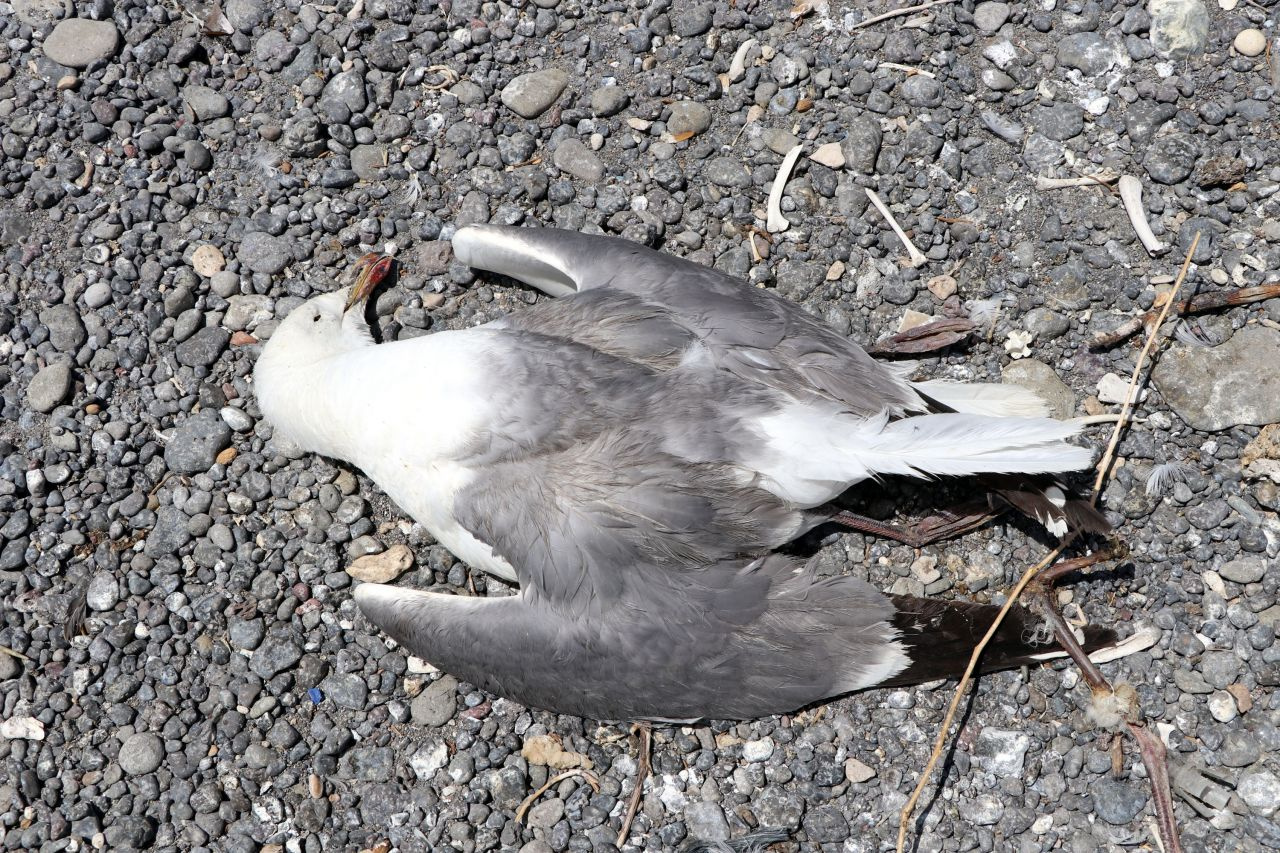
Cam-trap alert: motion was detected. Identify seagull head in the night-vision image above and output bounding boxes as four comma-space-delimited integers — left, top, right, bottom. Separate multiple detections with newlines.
261, 253, 394, 364
255, 254, 394, 453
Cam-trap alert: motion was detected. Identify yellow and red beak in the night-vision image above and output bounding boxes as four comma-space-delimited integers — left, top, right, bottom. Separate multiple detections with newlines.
344, 253, 396, 313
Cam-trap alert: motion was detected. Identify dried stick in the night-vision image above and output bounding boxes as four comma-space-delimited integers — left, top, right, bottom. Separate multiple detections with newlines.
849, 0, 962, 30
895, 538, 1074, 853
615, 722, 653, 848
1089, 280, 1280, 349
1092, 234, 1199, 495
514, 768, 600, 824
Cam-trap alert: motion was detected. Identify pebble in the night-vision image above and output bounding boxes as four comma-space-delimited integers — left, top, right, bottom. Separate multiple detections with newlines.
176, 326, 230, 368
844, 758, 876, 783
238, 231, 292, 275
118, 733, 165, 775
27, 362, 73, 413
1092, 779, 1147, 824
1233, 29, 1266, 57
320, 673, 369, 710
973, 2, 1011, 33
183, 85, 230, 121
590, 86, 629, 118
551, 139, 604, 182
741, 738, 775, 762
410, 675, 458, 727
1056, 32, 1118, 76
975, 729, 1032, 775
667, 101, 712, 137
1148, 0, 1209, 58
1218, 556, 1266, 585
220, 406, 253, 432
164, 410, 232, 474
85, 572, 119, 611
1238, 771, 1280, 816
684, 801, 730, 842
223, 295, 274, 332
41, 18, 120, 68
670, 3, 714, 38
500, 69, 568, 119
1143, 134, 1200, 184
40, 304, 87, 352
250, 634, 304, 679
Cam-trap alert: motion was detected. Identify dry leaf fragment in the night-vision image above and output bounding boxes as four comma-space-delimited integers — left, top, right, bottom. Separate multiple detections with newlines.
926, 274, 957, 300
346, 544, 414, 583
521, 734, 594, 770
870, 318, 975, 356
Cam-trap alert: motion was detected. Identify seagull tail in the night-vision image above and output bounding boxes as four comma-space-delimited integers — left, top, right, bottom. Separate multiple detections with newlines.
876, 596, 1120, 688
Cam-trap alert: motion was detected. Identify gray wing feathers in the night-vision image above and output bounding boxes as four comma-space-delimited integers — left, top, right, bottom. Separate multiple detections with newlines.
455, 225, 924, 418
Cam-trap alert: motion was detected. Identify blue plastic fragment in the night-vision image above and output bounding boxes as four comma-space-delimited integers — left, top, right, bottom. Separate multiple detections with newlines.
308, 688, 323, 704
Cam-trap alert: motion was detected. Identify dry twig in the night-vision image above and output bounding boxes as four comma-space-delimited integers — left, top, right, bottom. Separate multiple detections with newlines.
514, 768, 600, 825
616, 722, 653, 848
1089, 280, 1280, 350
1092, 234, 1199, 494
849, 0, 962, 30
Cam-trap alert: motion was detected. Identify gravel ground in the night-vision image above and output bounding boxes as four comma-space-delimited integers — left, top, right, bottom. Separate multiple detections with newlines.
2, 0, 1280, 851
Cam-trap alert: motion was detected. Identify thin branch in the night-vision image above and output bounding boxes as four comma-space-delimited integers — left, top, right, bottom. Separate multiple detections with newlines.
514, 768, 600, 825
896, 537, 1075, 852
849, 0, 962, 31
1089, 280, 1280, 349
615, 722, 652, 848
1092, 234, 1199, 496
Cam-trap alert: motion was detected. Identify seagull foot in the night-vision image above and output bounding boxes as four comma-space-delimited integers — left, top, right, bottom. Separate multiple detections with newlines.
827, 506, 999, 548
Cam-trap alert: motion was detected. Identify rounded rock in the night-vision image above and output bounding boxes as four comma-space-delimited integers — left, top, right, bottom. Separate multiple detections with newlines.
500, 69, 568, 119
1233, 29, 1266, 57
41, 18, 120, 68
118, 733, 165, 775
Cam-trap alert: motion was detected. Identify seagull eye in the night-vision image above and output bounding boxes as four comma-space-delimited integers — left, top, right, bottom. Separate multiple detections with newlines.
312, 314, 321, 323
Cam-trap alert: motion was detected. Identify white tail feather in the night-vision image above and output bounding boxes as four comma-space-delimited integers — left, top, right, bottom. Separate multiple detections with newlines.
913, 379, 1051, 418
752, 407, 1093, 506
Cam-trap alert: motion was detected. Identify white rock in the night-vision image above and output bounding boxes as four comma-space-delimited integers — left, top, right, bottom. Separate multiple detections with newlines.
1097, 372, 1148, 405
741, 738, 775, 762
0, 717, 45, 740
1207, 690, 1238, 723
410, 742, 449, 780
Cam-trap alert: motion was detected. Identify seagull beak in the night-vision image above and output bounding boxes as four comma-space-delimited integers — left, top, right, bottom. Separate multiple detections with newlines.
344, 253, 395, 314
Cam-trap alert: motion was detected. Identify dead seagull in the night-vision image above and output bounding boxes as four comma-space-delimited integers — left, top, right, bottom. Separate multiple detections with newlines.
255, 225, 1115, 721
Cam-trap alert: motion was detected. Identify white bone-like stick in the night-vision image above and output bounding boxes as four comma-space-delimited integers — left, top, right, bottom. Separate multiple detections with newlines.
1118, 175, 1167, 256
865, 189, 927, 267
766, 144, 803, 233
728, 38, 758, 83
1033, 169, 1120, 190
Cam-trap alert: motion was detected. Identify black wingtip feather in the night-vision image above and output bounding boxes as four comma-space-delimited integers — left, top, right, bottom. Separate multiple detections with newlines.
879, 596, 1119, 688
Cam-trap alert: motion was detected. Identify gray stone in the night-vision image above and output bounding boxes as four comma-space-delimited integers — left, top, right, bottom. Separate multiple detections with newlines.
552, 139, 604, 182
176, 327, 230, 368
320, 673, 369, 709
239, 231, 292, 275
900, 75, 943, 108
225, 0, 266, 32
526, 798, 564, 830
1200, 650, 1241, 689
670, 3, 714, 38
144, 506, 191, 558
1035, 102, 1084, 141
164, 410, 232, 474
1239, 770, 1280, 816
1125, 102, 1177, 147
183, 85, 230, 121
667, 101, 712, 137
1219, 731, 1261, 768
1149, 0, 1208, 58
1144, 133, 1199, 185
27, 363, 73, 413
1002, 359, 1077, 419
220, 407, 253, 432
86, 572, 119, 611
320, 69, 367, 113
83, 281, 111, 309
981, 110, 1024, 144
973, 2, 1011, 32
500, 69, 568, 119
40, 304, 87, 352
251, 633, 303, 679
1152, 327, 1280, 431
41, 19, 119, 68
1023, 307, 1070, 341
228, 618, 265, 650
705, 157, 751, 188
183, 141, 213, 171
975, 729, 1032, 775
590, 86, 629, 118
1056, 32, 1118, 76
1092, 778, 1147, 824
118, 733, 165, 775
351, 144, 388, 182
684, 801, 730, 842
1219, 556, 1266, 585
840, 116, 882, 173
411, 675, 458, 727
741, 738, 775, 762
802, 804, 850, 841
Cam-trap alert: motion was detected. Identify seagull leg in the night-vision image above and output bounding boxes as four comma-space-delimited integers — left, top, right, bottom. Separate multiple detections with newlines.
615, 721, 653, 848
827, 506, 999, 548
